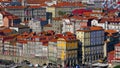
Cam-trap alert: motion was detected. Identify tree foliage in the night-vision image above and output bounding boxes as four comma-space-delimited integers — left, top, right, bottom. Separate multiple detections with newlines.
114, 65, 120, 68
58, 11, 66, 16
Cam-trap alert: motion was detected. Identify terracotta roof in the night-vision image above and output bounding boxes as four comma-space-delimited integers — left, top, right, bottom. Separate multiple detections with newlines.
18, 0, 22, 2
61, 36, 77, 41
44, 24, 52, 27
115, 43, 120, 47
29, 6, 41, 9
27, 0, 51, 4
77, 26, 104, 32
6, 15, 19, 19
22, 32, 29, 36
99, 18, 108, 23
0, 0, 11, 2
17, 40, 27, 44
83, 12, 91, 16
3, 28, 12, 33
117, 1, 120, 4
40, 3, 48, 7
32, 35, 40, 39
108, 51, 115, 54
6, 6, 26, 9
90, 26, 104, 31
53, 17, 62, 21
51, 2, 84, 7
105, 30, 117, 34
108, 9, 118, 13
72, 9, 92, 15
0, 11, 12, 16
70, 15, 96, 20
50, 38, 57, 42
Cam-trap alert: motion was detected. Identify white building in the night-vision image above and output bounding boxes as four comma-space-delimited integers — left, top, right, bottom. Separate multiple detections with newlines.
91, 19, 120, 32
28, 19, 42, 33
62, 19, 74, 33
0, 13, 4, 26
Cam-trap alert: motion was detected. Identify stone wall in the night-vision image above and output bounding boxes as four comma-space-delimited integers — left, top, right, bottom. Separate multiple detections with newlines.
0, 55, 49, 65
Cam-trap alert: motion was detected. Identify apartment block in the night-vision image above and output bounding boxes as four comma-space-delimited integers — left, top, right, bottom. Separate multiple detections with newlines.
76, 26, 104, 64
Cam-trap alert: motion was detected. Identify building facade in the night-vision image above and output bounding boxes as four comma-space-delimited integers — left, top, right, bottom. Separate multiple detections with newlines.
57, 35, 79, 67
6, 6, 46, 22
28, 19, 42, 33
48, 40, 57, 64
76, 26, 104, 64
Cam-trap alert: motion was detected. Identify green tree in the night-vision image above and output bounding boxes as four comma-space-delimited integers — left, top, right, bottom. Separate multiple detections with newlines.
114, 65, 120, 68
58, 11, 66, 16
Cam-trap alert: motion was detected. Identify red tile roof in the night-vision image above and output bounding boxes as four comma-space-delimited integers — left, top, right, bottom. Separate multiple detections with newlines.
117, 2, 120, 4
6, 6, 26, 9
50, 38, 57, 42
44, 24, 52, 27
77, 26, 104, 32
115, 43, 120, 47
17, 40, 27, 44
27, 0, 51, 4
51, 2, 84, 7
0, 0, 11, 2
0, 11, 12, 16
3, 28, 12, 33
72, 9, 92, 15
6, 15, 19, 19
29, 6, 41, 9
105, 30, 117, 34
70, 15, 97, 20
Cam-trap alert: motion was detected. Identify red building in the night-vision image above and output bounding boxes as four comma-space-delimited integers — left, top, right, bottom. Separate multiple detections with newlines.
108, 43, 120, 64
108, 51, 115, 64
115, 43, 120, 62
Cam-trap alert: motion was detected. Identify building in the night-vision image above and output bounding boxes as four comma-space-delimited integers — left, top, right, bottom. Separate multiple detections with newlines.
52, 17, 62, 33
26, 0, 51, 6
16, 40, 28, 57
108, 51, 115, 65
62, 19, 74, 33
104, 30, 119, 57
10, 25, 30, 34
57, 33, 79, 67
0, 13, 4, 26
3, 15, 21, 27
0, 11, 21, 27
43, 24, 52, 31
91, 17, 120, 32
46, 2, 85, 17
48, 38, 57, 63
62, 15, 96, 33
60, 0, 81, 2
115, 43, 120, 62
76, 26, 104, 64
28, 19, 42, 33
6, 6, 46, 22
44, 17, 63, 34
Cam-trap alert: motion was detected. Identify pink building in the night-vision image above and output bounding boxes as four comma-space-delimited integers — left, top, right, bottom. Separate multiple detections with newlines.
3, 15, 21, 27
115, 43, 120, 62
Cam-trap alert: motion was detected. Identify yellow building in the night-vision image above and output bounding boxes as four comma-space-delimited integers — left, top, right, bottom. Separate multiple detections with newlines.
46, 7, 56, 17
57, 35, 78, 66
